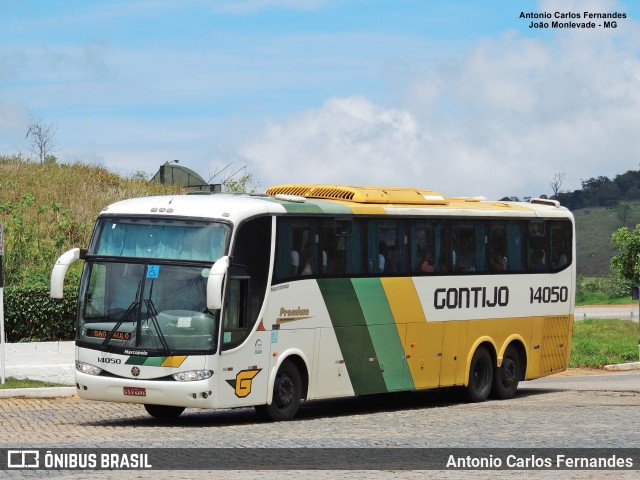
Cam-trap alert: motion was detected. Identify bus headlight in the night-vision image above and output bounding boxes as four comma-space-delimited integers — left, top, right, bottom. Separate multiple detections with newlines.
76, 361, 103, 376
172, 370, 213, 382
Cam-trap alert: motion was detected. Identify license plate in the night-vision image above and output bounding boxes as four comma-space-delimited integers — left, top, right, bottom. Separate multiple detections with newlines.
123, 386, 146, 397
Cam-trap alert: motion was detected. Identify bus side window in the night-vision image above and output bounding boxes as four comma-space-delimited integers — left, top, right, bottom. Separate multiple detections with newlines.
321, 218, 356, 275
222, 276, 248, 346
550, 220, 572, 271
527, 220, 548, 272
412, 221, 449, 274
489, 222, 524, 273
367, 219, 408, 274
344, 219, 364, 275
451, 222, 486, 273
274, 217, 322, 280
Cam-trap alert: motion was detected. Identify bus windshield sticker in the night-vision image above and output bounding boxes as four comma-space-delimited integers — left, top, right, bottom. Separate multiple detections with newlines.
146, 265, 160, 279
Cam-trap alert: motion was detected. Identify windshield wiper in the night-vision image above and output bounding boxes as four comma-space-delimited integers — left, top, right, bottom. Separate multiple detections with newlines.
101, 280, 142, 350
100, 299, 139, 350
144, 297, 171, 355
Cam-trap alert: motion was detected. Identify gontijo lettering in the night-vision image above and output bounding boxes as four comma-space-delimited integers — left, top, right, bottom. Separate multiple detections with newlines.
434, 286, 509, 310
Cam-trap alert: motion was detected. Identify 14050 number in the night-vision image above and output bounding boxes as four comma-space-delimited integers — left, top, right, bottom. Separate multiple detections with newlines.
530, 286, 569, 304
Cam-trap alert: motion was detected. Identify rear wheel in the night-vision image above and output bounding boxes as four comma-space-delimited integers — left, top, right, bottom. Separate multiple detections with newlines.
144, 404, 185, 419
255, 361, 302, 421
491, 345, 521, 400
464, 346, 493, 402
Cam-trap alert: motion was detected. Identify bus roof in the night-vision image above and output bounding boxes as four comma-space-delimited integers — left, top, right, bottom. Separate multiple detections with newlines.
99, 185, 572, 224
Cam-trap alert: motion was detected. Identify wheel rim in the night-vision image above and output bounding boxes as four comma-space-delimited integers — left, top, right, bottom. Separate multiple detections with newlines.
274, 374, 294, 408
472, 357, 491, 391
501, 357, 517, 387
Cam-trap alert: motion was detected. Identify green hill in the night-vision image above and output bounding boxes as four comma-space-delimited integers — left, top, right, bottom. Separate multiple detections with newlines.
0, 155, 183, 286
574, 203, 640, 277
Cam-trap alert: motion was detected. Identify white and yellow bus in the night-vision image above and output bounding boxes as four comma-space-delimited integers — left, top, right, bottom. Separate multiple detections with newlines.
51, 184, 575, 420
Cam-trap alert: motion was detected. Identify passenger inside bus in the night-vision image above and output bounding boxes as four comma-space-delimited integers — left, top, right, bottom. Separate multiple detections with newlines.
531, 249, 546, 271
490, 248, 508, 272
419, 252, 434, 273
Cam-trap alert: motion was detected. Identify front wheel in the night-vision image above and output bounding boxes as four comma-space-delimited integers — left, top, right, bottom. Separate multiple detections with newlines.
491, 345, 521, 400
464, 346, 493, 403
255, 361, 302, 421
144, 404, 185, 419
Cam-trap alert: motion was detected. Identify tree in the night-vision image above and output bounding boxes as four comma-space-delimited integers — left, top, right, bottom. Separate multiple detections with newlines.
611, 226, 640, 283
616, 202, 632, 225
25, 112, 58, 164
208, 163, 260, 193
550, 172, 565, 198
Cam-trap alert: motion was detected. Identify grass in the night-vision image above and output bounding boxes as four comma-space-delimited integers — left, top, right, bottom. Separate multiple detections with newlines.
570, 319, 640, 367
576, 293, 634, 306
0, 377, 67, 389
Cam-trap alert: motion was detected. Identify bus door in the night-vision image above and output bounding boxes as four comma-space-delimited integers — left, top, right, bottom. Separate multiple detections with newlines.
217, 216, 272, 408
217, 270, 271, 408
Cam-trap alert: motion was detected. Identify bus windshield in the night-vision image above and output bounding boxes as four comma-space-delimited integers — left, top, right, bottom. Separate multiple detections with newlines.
79, 217, 231, 353
78, 261, 218, 353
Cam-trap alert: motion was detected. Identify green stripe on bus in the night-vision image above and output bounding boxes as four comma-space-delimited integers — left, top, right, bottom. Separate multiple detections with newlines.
143, 357, 166, 366
125, 356, 147, 365
125, 356, 166, 366
352, 278, 414, 392
317, 278, 387, 395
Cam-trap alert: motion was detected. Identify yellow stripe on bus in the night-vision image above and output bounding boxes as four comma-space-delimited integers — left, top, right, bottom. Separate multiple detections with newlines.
161, 356, 188, 368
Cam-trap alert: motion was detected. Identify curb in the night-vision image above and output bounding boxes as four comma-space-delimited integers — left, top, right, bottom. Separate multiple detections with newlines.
604, 361, 640, 371
0, 387, 77, 399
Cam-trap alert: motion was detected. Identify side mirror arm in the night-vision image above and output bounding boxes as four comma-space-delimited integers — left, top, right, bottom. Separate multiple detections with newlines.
50, 248, 85, 298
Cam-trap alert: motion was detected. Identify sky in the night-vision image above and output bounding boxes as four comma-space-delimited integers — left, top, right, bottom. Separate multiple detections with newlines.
1, 0, 640, 200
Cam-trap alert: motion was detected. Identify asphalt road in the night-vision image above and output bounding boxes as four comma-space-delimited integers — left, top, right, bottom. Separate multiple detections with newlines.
1, 370, 639, 479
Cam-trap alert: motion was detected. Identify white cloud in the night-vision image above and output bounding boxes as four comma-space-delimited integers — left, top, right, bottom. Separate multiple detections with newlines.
238, 96, 426, 189
239, 8, 640, 200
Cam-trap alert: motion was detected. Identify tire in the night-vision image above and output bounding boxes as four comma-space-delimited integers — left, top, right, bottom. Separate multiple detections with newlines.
491, 345, 521, 400
144, 404, 185, 419
255, 361, 302, 421
464, 346, 493, 403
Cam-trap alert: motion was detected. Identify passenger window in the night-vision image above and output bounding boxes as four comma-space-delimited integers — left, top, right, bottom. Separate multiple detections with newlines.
489, 222, 523, 273
452, 222, 486, 273
367, 219, 408, 274
321, 218, 358, 275
550, 221, 572, 271
274, 218, 320, 280
412, 221, 449, 274
528, 220, 548, 272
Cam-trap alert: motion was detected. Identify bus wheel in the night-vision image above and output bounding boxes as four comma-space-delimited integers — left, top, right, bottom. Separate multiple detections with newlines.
256, 361, 302, 421
144, 404, 185, 419
491, 345, 521, 400
464, 346, 493, 402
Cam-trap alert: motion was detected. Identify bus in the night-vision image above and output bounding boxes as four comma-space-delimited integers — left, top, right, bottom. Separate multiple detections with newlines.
50, 184, 575, 420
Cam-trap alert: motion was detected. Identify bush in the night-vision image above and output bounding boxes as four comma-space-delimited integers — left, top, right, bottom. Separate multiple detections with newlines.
3, 283, 78, 342
576, 274, 632, 304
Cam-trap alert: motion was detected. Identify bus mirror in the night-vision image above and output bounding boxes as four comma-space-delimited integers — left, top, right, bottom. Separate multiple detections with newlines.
207, 256, 230, 310
50, 248, 83, 299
